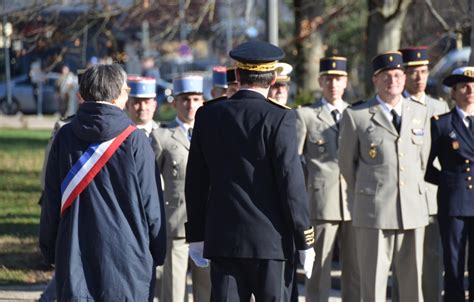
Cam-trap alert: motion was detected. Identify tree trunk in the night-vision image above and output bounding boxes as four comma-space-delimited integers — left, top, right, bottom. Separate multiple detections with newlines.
293, 0, 325, 98
365, 0, 412, 95
470, 0, 474, 64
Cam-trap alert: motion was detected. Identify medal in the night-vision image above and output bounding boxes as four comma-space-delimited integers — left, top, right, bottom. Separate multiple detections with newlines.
452, 141, 460, 150
369, 147, 377, 158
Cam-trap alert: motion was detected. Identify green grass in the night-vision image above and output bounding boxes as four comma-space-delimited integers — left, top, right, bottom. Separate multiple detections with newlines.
0, 129, 53, 284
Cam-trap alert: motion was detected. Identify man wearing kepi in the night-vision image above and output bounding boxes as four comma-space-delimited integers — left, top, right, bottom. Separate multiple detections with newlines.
399, 46, 449, 302
184, 41, 315, 301
126, 76, 160, 136
339, 51, 430, 301
39, 64, 164, 301
425, 67, 474, 302
150, 74, 210, 302
296, 56, 360, 302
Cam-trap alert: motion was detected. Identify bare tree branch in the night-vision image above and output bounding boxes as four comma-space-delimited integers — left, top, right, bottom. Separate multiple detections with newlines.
424, 0, 450, 31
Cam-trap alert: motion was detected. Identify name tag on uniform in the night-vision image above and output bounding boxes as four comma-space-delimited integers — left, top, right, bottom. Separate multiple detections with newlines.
411, 128, 425, 136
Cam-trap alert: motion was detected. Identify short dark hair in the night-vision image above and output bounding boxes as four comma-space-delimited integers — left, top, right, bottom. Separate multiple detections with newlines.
79, 64, 126, 103
237, 69, 275, 88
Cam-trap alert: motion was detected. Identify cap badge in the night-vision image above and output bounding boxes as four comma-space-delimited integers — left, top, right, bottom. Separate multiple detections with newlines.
332, 62, 336, 68
389, 56, 393, 62
369, 147, 377, 159
417, 52, 421, 58
463, 70, 474, 77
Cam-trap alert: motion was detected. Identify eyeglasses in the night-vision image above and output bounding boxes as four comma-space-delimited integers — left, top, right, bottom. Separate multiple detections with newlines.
379, 73, 405, 82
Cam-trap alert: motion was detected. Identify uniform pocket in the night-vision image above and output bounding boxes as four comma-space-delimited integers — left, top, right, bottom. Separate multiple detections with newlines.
354, 181, 377, 195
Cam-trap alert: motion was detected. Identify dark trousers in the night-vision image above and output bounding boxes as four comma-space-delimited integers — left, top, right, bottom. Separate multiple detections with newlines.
210, 258, 292, 302
438, 215, 474, 302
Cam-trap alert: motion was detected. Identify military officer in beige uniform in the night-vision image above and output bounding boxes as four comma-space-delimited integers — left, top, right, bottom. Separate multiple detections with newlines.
339, 51, 431, 301
296, 57, 359, 302
398, 47, 449, 302
126, 76, 160, 136
151, 75, 210, 302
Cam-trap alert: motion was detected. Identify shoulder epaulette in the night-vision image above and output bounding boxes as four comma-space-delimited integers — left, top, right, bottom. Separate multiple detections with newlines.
61, 114, 75, 122
350, 100, 365, 107
267, 97, 291, 109
204, 96, 227, 106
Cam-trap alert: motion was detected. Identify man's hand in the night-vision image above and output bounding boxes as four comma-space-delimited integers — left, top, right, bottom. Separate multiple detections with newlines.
299, 248, 315, 279
189, 241, 209, 268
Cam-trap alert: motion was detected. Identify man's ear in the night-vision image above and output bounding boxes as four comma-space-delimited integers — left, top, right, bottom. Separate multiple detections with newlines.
236, 69, 241, 82
270, 71, 277, 85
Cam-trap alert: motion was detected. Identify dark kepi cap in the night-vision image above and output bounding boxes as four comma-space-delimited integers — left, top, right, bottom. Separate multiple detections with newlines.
442, 66, 474, 87
212, 66, 228, 88
229, 41, 285, 72
399, 46, 429, 67
319, 56, 347, 76
227, 67, 238, 84
372, 51, 404, 75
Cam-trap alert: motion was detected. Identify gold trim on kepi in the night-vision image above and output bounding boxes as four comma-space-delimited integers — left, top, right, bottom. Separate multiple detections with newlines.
229, 40, 285, 72
236, 60, 278, 72
400, 46, 430, 67
275, 62, 293, 83
320, 56, 348, 76
372, 51, 404, 75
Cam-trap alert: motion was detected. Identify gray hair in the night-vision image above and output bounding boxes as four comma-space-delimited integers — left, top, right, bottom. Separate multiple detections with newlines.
79, 64, 127, 103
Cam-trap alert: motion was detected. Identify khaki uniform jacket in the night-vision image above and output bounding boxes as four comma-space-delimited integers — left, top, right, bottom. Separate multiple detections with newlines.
296, 99, 351, 221
151, 120, 189, 238
338, 97, 431, 230
406, 93, 449, 215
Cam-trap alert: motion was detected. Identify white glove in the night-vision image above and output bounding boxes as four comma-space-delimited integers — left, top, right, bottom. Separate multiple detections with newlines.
299, 248, 315, 279
189, 241, 209, 268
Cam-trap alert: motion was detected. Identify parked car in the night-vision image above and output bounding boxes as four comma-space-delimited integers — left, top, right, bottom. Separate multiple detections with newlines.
0, 73, 60, 115
426, 47, 471, 100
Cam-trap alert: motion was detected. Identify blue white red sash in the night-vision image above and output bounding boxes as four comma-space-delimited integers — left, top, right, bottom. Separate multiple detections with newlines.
60, 125, 136, 216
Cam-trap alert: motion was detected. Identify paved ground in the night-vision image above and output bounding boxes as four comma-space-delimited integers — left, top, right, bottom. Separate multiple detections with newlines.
0, 274, 343, 301
0, 114, 58, 130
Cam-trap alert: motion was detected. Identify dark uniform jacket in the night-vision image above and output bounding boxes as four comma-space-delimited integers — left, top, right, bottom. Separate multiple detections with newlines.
40, 102, 165, 301
184, 89, 312, 260
425, 109, 474, 217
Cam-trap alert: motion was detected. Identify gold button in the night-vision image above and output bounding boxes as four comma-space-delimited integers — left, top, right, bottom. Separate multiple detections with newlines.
400, 167, 405, 171
467, 168, 471, 172
467, 176, 472, 181
465, 159, 470, 164
400, 181, 404, 186
399, 152, 404, 157
468, 184, 473, 190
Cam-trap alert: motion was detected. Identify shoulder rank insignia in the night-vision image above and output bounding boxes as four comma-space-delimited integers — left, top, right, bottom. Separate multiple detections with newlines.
267, 97, 291, 109
204, 96, 227, 106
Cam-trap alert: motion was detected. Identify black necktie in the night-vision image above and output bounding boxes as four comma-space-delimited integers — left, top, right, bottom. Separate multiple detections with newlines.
468, 116, 474, 135
188, 127, 193, 140
391, 109, 401, 133
331, 109, 340, 127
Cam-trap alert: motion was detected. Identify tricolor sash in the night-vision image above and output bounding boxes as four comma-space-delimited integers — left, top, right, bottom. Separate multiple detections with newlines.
60, 125, 136, 216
